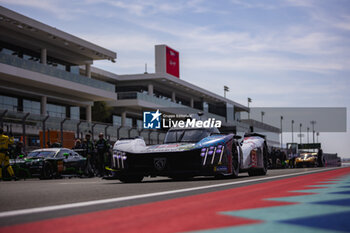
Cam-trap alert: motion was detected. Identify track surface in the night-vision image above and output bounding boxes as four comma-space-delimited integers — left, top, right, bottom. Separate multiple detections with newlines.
1, 167, 350, 232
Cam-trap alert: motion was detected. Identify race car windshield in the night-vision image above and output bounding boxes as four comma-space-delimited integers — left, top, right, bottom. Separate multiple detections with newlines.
27, 151, 56, 158
164, 129, 211, 143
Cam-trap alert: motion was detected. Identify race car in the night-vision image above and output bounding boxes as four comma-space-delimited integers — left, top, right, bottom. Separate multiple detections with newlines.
109, 128, 268, 183
12, 148, 87, 179
295, 152, 318, 168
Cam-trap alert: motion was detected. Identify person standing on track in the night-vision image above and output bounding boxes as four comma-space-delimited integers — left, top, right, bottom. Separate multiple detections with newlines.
82, 133, 95, 177
0, 128, 17, 180
95, 133, 110, 177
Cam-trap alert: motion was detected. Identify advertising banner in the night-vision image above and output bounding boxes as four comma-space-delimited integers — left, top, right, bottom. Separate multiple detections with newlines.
166, 46, 180, 78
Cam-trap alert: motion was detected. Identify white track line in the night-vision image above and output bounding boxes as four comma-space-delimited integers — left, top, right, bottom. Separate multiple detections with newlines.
0, 167, 339, 218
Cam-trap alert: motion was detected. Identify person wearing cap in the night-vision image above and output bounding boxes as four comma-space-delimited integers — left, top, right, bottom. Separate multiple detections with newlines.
0, 128, 17, 180
95, 133, 110, 177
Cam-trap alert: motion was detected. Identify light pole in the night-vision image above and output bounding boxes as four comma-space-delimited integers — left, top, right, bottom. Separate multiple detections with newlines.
291, 120, 294, 143
224, 86, 229, 98
247, 97, 252, 119
280, 116, 283, 148
307, 127, 310, 144
299, 123, 302, 145
310, 120, 316, 144
261, 111, 265, 123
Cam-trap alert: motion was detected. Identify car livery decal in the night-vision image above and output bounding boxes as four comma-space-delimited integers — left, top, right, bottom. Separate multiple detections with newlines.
195, 134, 233, 149
145, 143, 196, 152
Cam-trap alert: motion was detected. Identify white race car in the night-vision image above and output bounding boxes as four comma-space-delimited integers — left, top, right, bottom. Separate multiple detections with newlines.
109, 129, 268, 182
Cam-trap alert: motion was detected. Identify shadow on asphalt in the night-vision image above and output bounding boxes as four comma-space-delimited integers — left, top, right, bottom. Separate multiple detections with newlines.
102, 174, 251, 185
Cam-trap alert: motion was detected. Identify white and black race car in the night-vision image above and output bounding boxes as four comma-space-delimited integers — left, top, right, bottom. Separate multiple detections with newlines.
108, 128, 268, 183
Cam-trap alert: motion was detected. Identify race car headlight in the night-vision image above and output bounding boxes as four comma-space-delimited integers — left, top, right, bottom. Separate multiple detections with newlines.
200, 145, 224, 157
113, 151, 127, 159
201, 145, 223, 156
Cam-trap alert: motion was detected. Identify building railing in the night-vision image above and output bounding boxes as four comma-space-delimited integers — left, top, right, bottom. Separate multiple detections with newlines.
0, 53, 115, 92
118, 91, 182, 108
117, 91, 228, 122
0, 109, 167, 148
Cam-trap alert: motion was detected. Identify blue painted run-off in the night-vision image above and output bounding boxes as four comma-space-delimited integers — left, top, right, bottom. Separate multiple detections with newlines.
194, 175, 350, 233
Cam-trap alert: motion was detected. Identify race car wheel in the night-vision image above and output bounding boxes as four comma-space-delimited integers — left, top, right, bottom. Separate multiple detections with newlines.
248, 169, 257, 176
248, 147, 267, 176
119, 174, 144, 183
256, 148, 268, 175
231, 145, 239, 178
256, 162, 267, 176
40, 162, 54, 179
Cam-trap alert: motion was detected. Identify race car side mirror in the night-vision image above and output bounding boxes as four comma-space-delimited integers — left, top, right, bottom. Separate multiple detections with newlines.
63, 153, 69, 158
18, 154, 24, 158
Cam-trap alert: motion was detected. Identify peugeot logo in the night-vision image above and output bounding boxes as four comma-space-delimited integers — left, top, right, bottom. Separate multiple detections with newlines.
154, 158, 166, 171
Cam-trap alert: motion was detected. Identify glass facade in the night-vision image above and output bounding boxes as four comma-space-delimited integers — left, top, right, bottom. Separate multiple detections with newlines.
226, 103, 234, 123
70, 106, 80, 120
235, 111, 241, 121
112, 115, 133, 127
47, 103, 66, 118
125, 118, 132, 127
137, 120, 143, 129
0, 94, 82, 120
113, 115, 121, 126
23, 99, 40, 115
203, 102, 209, 112
0, 95, 18, 111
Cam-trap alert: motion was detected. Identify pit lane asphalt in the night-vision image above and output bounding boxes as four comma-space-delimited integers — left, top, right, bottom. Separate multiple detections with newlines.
0, 167, 341, 226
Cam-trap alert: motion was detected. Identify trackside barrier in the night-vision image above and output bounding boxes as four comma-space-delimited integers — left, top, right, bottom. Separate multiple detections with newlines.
0, 109, 167, 149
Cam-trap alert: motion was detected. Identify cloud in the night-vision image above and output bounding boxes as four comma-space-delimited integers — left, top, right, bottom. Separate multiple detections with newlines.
0, 0, 85, 20
77, 32, 158, 53
81, 0, 224, 17
183, 55, 345, 73
229, 0, 316, 10
283, 0, 316, 8
335, 15, 350, 31
230, 0, 280, 9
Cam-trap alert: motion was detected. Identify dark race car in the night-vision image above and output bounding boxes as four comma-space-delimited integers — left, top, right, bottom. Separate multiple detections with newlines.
108, 128, 268, 183
15, 148, 87, 179
295, 152, 319, 168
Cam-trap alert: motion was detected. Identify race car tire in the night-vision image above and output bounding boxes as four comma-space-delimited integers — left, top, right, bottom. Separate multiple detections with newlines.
40, 162, 54, 179
119, 174, 144, 183
248, 148, 267, 176
248, 169, 257, 176
255, 165, 267, 176
248, 167, 267, 176
257, 148, 268, 175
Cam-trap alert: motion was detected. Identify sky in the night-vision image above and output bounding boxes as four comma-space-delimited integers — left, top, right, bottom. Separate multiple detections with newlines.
1, 0, 349, 157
